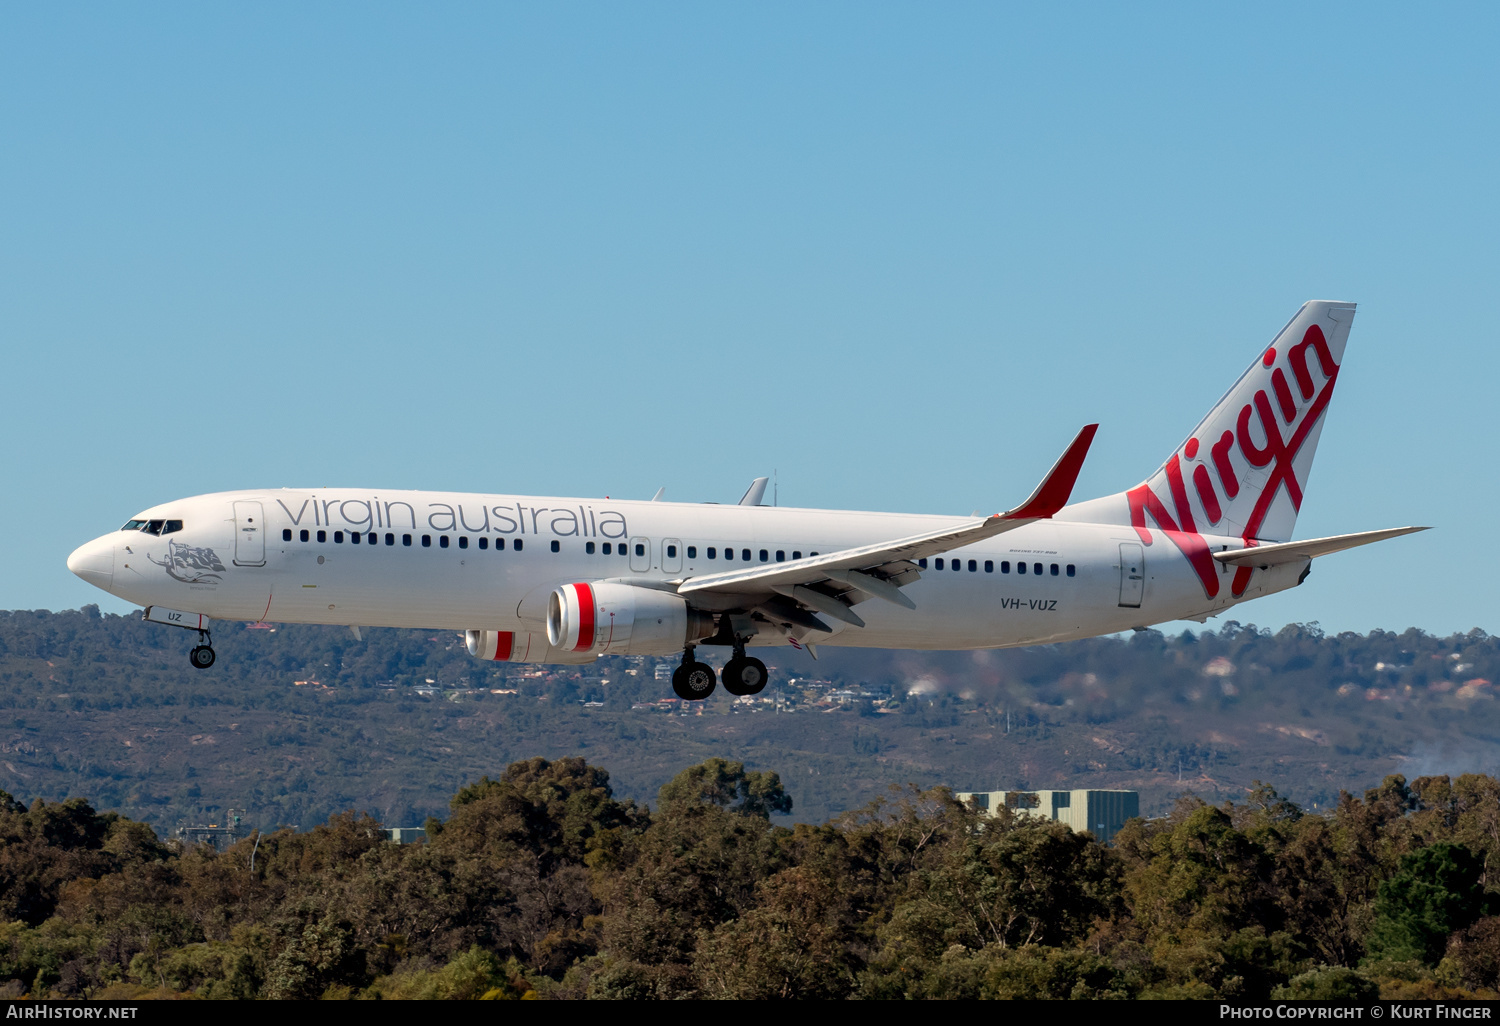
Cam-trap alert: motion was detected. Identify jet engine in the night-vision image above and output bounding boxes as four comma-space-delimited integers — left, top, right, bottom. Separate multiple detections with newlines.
547, 581, 714, 656
465, 630, 598, 665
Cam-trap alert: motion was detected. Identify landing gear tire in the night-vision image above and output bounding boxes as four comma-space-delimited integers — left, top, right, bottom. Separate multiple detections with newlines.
672, 661, 717, 701
722, 656, 768, 696
189, 645, 217, 670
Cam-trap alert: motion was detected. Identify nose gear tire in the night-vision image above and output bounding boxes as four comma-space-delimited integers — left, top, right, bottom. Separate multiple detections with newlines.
189, 646, 217, 669
672, 661, 717, 700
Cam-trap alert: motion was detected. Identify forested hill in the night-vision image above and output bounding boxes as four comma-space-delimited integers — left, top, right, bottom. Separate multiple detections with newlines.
0, 606, 1497, 833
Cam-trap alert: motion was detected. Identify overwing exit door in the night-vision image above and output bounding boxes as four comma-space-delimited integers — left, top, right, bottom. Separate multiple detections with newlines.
1118, 542, 1144, 608
233, 501, 266, 567
629, 537, 651, 573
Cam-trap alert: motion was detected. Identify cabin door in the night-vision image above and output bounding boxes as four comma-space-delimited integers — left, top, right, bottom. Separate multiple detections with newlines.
233, 501, 267, 567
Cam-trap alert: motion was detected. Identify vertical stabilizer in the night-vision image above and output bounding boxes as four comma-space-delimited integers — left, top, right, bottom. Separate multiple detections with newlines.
1062, 300, 1355, 598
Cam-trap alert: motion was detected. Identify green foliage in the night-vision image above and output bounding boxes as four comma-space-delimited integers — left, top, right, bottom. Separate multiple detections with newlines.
1272, 965, 1379, 1000
3, 621, 1500, 1002
367, 947, 534, 1000
657, 758, 793, 819
1366, 842, 1494, 965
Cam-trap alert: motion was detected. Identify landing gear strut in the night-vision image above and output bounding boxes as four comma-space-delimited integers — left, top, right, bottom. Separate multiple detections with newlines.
189, 630, 216, 670
672, 646, 717, 700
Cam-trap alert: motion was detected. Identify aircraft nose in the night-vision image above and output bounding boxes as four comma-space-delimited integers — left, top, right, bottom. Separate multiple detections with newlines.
67, 536, 115, 591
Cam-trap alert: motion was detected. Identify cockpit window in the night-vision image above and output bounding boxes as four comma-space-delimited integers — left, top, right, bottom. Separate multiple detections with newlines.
163, 520, 183, 534
121, 520, 147, 532
144, 520, 165, 535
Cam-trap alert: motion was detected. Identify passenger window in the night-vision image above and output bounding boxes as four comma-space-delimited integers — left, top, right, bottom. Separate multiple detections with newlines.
759, 549, 768, 562
334, 531, 344, 543
776, 550, 785, 562
919, 558, 928, 569
164, 520, 183, 534
552, 540, 561, 553
1066, 564, 1075, 577
367, 533, 376, 545
635, 543, 645, 557
1033, 563, 1043, 575
687, 546, 696, 558
667, 544, 677, 558
725, 548, 734, 561
707, 547, 716, 559
810, 551, 818, 556
984, 560, 993, 573
935, 558, 944, 570
440, 536, 450, 549
300, 529, 310, 543
317, 530, 326, 543
403, 534, 412, 547
602, 542, 612, 555
1050, 563, 1059, 576
385, 533, 394, 546
1018, 562, 1026, 574
586, 541, 595, 554
282, 529, 292, 542
480, 537, 489, 550
351, 531, 362, 545
953, 560, 961, 571
422, 535, 431, 547
459, 536, 468, 549
793, 551, 801, 559
1002, 561, 1010, 573
493, 537, 503, 550
514, 538, 523, 551
969, 559, 977, 572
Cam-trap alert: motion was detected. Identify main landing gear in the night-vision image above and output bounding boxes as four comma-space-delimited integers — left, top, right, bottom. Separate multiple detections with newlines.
189, 630, 216, 670
672, 647, 717, 700
723, 646, 768, 697
671, 642, 769, 702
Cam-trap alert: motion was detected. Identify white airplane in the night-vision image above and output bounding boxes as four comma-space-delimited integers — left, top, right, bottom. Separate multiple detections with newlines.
68, 301, 1425, 700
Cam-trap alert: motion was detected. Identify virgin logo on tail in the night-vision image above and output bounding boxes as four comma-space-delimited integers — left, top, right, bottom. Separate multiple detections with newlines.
1127, 324, 1340, 600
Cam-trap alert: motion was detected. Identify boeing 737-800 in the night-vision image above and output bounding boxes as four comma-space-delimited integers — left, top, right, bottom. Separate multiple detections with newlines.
68, 301, 1425, 700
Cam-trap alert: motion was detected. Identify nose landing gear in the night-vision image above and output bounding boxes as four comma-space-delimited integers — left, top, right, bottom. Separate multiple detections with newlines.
189, 630, 216, 670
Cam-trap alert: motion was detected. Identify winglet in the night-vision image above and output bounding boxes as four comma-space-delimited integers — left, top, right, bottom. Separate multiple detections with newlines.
1001, 424, 1098, 520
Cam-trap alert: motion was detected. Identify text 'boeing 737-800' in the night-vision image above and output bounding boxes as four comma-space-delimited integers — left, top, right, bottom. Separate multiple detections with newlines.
68, 301, 1426, 700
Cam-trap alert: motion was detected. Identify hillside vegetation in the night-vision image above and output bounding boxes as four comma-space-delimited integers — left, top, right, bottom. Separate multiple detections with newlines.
0, 607, 1496, 832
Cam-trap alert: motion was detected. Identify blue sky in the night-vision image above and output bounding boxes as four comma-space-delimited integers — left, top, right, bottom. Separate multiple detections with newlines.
4, 4, 1496, 635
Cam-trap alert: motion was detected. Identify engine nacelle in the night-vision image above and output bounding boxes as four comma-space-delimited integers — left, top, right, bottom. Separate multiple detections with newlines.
465, 630, 598, 665
547, 581, 714, 656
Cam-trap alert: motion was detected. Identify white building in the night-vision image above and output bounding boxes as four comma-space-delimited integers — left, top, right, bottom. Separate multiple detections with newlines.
954, 789, 1139, 843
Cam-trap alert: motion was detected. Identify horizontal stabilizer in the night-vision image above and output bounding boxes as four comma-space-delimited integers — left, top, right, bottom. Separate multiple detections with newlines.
1213, 526, 1429, 569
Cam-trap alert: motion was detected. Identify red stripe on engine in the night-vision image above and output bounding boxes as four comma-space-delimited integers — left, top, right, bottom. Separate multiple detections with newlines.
495, 631, 513, 661
573, 583, 595, 651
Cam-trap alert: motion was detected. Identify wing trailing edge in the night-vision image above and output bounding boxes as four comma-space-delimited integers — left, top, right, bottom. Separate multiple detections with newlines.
677, 424, 1099, 609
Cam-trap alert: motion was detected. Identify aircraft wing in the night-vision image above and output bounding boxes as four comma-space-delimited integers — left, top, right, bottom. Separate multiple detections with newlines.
1212, 526, 1430, 569
677, 425, 1098, 630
